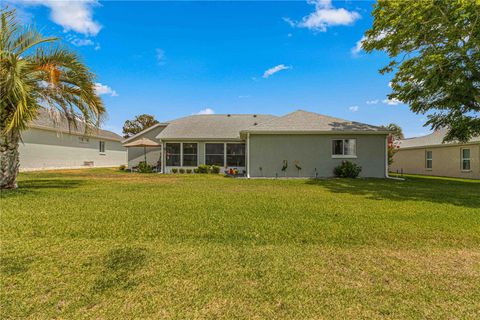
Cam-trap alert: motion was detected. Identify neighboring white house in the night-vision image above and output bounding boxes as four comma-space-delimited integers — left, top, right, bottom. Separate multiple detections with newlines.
19, 108, 126, 171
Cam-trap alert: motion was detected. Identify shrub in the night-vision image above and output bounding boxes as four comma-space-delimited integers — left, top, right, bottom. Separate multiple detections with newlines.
186, 169, 192, 174
197, 164, 210, 174
193, 168, 199, 174
138, 162, 153, 173
179, 168, 185, 174
171, 168, 178, 174
119, 164, 126, 171
210, 165, 220, 174
333, 161, 362, 178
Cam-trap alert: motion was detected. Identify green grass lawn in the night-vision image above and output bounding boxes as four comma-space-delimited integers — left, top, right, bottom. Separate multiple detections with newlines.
1, 169, 479, 319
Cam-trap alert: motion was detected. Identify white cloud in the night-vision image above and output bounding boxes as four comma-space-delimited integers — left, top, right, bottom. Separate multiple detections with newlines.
156, 48, 166, 65
263, 64, 291, 78
196, 108, 215, 115
285, 0, 360, 32
366, 99, 379, 105
349, 106, 359, 112
94, 83, 118, 97
351, 35, 366, 56
388, 81, 393, 88
383, 98, 401, 105
21, 0, 102, 36
70, 38, 94, 47
351, 31, 387, 55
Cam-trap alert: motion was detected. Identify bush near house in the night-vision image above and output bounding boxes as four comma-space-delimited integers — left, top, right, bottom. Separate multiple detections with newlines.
171, 168, 178, 174
138, 162, 153, 173
197, 164, 210, 174
179, 168, 185, 174
186, 169, 192, 174
210, 165, 220, 174
333, 160, 362, 178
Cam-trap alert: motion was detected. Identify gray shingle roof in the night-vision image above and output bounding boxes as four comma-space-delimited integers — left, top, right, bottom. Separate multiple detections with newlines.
242, 110, 388, 133
399, 128, 480, 149
156, 114, 276, 140
30, 108, 123, 141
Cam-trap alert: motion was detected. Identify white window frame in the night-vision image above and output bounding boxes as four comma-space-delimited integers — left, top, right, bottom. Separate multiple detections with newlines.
182, 142, 199, 167
425, 150, 433, 170
331, 139, 357, 158
461, 148, 471, 172
205, 143, 225, 166
99, 141, 105, 154
226, 142, 246, 167
165, 143, 181, 167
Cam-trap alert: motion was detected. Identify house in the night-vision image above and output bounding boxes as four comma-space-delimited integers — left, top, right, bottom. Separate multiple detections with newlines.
124, 110, 390, 178
391, 128, 479, 179
19, 108, 126, 171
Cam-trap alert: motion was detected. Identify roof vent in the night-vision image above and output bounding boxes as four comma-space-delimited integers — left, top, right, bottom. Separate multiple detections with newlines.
227, 114, 231, 117
254, 122, 258, 126
253, 114, 257, 117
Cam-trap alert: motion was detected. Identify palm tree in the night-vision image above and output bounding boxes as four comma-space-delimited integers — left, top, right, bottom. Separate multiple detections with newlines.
0, 8, 105, 189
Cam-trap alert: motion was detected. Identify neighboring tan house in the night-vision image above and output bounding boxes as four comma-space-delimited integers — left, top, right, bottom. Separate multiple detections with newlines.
19, 108, 126, 171
124, 110, 390, 178
391, 128, 480, 179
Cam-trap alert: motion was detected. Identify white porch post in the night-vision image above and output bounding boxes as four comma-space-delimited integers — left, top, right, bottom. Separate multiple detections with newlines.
247, 133, 250, 178
385, 136, 389, 178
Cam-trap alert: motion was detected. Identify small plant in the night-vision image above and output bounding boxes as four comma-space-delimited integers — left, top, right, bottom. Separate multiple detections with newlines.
138, 161, 153, 173
171, 168, 178, 174
179, 168, 185, 174
294, 160, 302, 176
281, 160, 288, 177
197, 164, 210, 174
193, 168, 199, 173
333, 160, 362, 178
119, 164, 126, 171
186, 169, 192, 174
210, 165, 220, 174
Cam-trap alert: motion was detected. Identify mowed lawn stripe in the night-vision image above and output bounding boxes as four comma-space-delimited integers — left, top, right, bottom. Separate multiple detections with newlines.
1, 169, 479, 319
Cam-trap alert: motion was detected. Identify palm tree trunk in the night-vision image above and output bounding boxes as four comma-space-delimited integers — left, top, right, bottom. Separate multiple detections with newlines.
0, 131, 20, 189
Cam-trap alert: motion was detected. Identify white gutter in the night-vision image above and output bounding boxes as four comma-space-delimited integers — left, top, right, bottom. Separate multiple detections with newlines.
247, 132, 250, 178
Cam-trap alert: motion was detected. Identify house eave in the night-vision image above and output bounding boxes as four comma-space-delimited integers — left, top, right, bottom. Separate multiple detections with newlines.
28, 124, 122, 142
122, 123, 169, 143
240, 130, 391, 135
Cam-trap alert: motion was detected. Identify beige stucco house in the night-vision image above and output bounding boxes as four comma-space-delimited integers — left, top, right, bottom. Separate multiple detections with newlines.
124, 110, 391, 178
19, 108, 126, 171
391, 128, 480, 179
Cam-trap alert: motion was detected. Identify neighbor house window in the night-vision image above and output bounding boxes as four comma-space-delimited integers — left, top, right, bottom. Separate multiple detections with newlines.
226, 143, 245, 167
332, 139, 356, 157
99, 141, 105, 153
461, 148, 471, 171
425, 150, 433, 169
166, 143, 181, 166
182, 143, 198, 166
205, 143, 224, 166
79, 137, 89, 144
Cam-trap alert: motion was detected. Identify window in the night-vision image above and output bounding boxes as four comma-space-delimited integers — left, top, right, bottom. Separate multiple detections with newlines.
99, 141, 105, 153
182, 143, 198, 166
205, 143, 225, 166
226, 143, 245, 167
79, 137, 89, 144
166, 143, 181, 166
332, 139, 356, 157
425, 150, 433, 169
461, 148, 471, 171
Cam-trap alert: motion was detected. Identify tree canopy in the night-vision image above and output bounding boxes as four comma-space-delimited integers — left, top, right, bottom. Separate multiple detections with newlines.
362, 0, 480, 142
122, 114, 159, 138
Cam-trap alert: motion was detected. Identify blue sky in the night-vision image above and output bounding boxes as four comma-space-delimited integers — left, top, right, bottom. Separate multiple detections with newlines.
11, 0, 431, 137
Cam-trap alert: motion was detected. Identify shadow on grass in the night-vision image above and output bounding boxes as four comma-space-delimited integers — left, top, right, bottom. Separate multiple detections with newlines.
0, 255, 34, 276
1, 179, 84, 198
306, 176, 480, 208
92, 247, 148, 293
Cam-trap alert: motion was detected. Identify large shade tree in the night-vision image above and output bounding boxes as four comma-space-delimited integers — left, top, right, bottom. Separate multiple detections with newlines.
0, 8, 105, 189
122, 114, 159, 138
362, 0, 480, 142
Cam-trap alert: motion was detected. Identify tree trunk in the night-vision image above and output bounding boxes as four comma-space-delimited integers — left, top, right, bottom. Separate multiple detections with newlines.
0, 131, 20, 189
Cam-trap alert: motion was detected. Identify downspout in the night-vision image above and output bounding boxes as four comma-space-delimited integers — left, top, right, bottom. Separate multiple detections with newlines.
247, 132, 250, 178
385, 135, 389, 178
